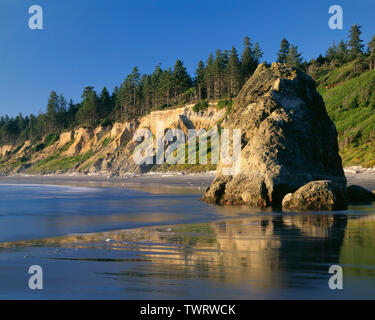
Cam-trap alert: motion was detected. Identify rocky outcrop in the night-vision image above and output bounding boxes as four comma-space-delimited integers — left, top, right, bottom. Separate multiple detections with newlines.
0, 145, 13, 157
110, 121, 138, 150
57, 132, 73, 149
202, 63, 347, 209
282, 180, 347, 211
63, 127, 106, 156
15, 140, 31, 156
347, 185, 375, 203
139, 104, 225, 135
88, 105, 226, 175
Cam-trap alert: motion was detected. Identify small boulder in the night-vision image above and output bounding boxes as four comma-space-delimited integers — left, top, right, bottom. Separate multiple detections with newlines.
282, 180, 347, 211
347, 185, 375, 203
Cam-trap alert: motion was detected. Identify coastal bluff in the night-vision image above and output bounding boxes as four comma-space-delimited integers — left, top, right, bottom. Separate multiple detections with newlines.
0, 103, 226, 176
202, 63, 348, 210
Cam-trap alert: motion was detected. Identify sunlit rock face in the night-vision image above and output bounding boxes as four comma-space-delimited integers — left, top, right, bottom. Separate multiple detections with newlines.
202, 63, 346, 209
282, 180, 347, 211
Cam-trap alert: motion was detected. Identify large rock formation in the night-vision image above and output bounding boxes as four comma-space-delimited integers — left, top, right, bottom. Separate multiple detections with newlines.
202, 63, 347, 209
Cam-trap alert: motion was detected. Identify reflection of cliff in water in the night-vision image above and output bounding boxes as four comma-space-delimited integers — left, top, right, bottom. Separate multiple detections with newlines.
1, 214, 351, 288
135, 214, 348, 287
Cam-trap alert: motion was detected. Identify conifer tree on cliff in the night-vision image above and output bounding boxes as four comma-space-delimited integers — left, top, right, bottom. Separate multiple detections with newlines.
204, 54, 215, 100
76, 87, 98, 127
172, 59, 192, 101
57, 94, 67, 129
195, 61, 206, 100
253, 42, 263, 64
46, 91, 59, 132
227, 46, 242, 97
368, 34, 375, 70
325, 42, 337, 62
348, 24, 364, 58
99, 86, 113, 120
240, 36, 261, 82
286, 44, 303, 68
213, 49, 226, 98
277, 38, 290, 64
336, 40, 348, 63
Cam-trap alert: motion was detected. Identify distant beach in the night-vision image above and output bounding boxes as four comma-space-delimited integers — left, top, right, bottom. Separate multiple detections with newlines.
1, 167, 375, 193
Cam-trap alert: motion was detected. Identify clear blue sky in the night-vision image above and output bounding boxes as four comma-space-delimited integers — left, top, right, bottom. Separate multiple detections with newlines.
0, 0, 374, 117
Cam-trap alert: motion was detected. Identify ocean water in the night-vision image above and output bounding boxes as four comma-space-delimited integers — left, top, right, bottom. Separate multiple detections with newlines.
0, 182, 375, 299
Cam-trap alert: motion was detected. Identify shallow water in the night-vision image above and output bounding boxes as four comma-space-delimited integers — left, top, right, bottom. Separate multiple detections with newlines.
0, 181, 374, 299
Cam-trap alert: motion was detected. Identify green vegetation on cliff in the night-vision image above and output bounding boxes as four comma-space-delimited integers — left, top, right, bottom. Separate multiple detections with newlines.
318, 64, 375, 166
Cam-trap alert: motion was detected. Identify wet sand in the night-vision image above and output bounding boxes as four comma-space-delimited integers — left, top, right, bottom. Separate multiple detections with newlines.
1, 211, 375, 299
1, 167, 375, 193
0, 172, 215, 194
0, 171, 375, 299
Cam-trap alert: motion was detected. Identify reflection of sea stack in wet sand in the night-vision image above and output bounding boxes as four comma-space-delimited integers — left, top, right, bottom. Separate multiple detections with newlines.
202, 63, 350, 210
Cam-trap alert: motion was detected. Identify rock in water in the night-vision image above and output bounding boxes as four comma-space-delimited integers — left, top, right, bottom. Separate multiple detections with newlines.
282, 180, 347, 211
347, 185, 375, 203
202, 63, 347, 209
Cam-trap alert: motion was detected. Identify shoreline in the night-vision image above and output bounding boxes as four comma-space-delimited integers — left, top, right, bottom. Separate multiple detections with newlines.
1, 166, 375, 190
0, 171, 216, 194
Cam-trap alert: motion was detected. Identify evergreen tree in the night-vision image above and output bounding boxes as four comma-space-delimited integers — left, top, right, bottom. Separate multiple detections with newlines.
227, 46, 242, 96
277, 38, 290, 64
336, 40, 348, 63
195, 61, 206, 100
46, 91, 59, 131
316, 55, 326, 65
159, 68, 173, 107
213, 49, 226, 98
76, 89, 98, 127
66, 99, 78, 128
172, 59, 192, 101
150, 64, 163, 107
325, 42, 337, 61
81, 86, 95, 100
57, 94, 67, 129
348, 24, 364, 58
99, 86, 112, 119
204, 54, 215, 100
253, 42, 263, 64
58, 94, 67, 113
286, 44, 303, 68
368, 34, 375, 55
241, 36, 255, 81
129, 66, 140, 109
368, 35, 375, 70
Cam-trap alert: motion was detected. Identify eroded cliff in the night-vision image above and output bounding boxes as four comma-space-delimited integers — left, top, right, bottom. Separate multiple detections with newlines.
0, 103, 226, 176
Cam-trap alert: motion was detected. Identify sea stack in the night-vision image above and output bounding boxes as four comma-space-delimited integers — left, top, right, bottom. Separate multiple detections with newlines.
202, 63, 347, 210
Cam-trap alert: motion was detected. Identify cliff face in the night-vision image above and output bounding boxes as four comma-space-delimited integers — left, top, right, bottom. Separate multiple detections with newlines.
0, 103, 226, 176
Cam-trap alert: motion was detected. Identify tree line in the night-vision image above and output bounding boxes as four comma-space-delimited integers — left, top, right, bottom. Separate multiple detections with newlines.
308, 24, 375, 80
1, 26, 375, 147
